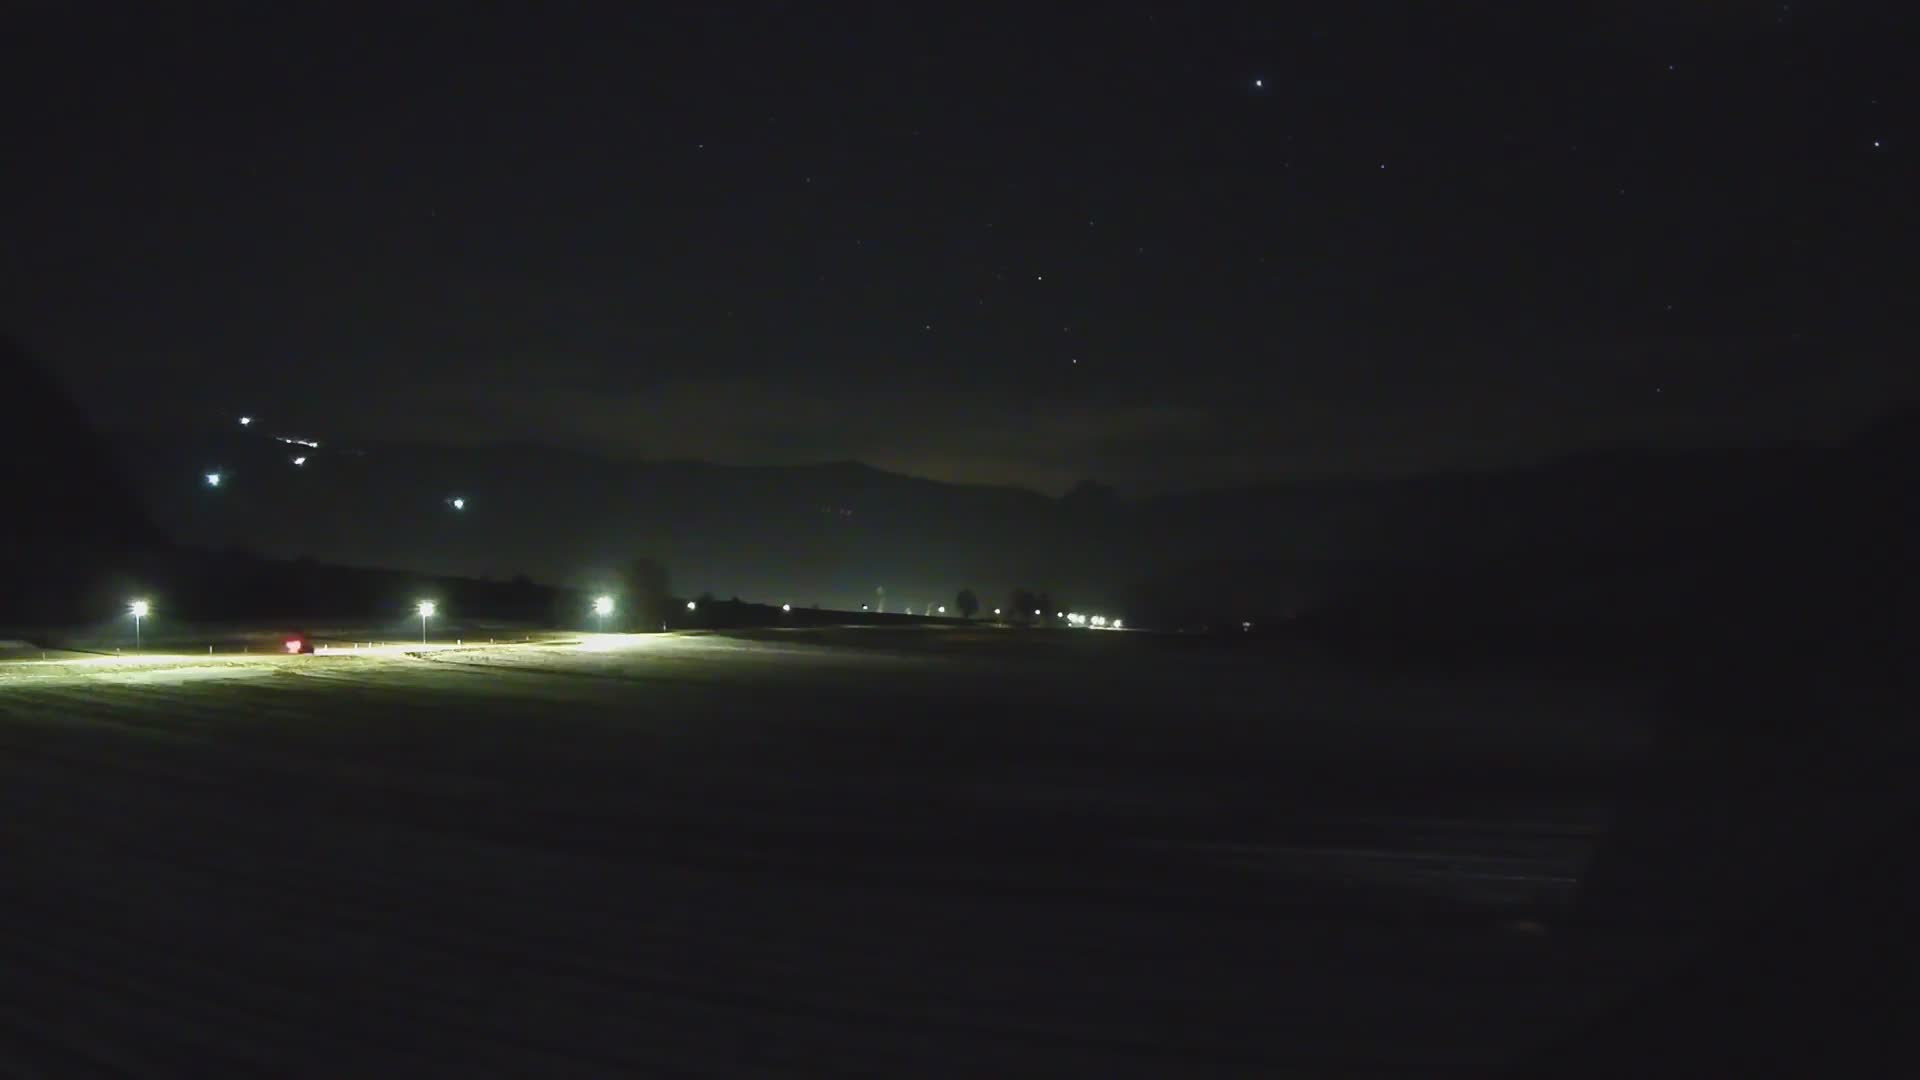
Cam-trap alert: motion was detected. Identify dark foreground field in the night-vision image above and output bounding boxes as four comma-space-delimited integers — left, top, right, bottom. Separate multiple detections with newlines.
1, 627, 1708, 1073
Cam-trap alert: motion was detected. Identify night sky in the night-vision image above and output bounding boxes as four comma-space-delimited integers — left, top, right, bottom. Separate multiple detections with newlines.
5, 2, 1914, 495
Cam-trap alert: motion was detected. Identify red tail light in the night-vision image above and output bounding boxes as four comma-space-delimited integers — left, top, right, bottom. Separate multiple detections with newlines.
284, 639, 304, 654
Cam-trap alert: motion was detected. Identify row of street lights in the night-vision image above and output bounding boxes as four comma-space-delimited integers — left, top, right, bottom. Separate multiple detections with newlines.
123, 595, 617, 651
118, 593, 825, 652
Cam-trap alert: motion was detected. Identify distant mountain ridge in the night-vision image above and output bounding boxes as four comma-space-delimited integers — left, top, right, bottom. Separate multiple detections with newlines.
102, 409, 1918, 627
106, 430, 1068, 611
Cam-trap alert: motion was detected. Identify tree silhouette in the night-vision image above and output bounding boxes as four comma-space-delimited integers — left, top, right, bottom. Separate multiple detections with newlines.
955, 587, 979, 620
1007, 588, 1038, 623
625, 557, 670, 629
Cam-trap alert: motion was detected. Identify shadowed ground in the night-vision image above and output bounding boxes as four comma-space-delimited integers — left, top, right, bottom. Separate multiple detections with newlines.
2, 628, 1685, 1074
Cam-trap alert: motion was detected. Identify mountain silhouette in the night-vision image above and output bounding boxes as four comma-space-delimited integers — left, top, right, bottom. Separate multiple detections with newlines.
101, 404, 1919, 640
0, 335, 164, 623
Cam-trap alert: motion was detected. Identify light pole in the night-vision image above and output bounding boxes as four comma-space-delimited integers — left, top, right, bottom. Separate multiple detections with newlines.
417, 600, 435, 644
129, 599, 149, 651
593, 595, 614, 632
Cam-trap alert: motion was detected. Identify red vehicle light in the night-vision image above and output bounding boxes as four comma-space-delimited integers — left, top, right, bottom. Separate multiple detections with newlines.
284, 639, 304, 654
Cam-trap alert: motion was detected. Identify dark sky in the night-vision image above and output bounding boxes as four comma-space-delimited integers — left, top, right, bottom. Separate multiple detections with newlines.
5, 2, 1915, 494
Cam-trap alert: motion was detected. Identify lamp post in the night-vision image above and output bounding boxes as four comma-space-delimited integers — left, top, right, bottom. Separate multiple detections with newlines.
129, 599, 149, 651
593, 595, 614, 632
417, 600, 435, 645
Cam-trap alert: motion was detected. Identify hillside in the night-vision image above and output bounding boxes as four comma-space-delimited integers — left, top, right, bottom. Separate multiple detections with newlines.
102, 411, 1917, 635
1, 336, 164, 621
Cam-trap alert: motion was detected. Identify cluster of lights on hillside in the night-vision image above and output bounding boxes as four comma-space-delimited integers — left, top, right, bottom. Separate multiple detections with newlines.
211, 414, 475, 513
